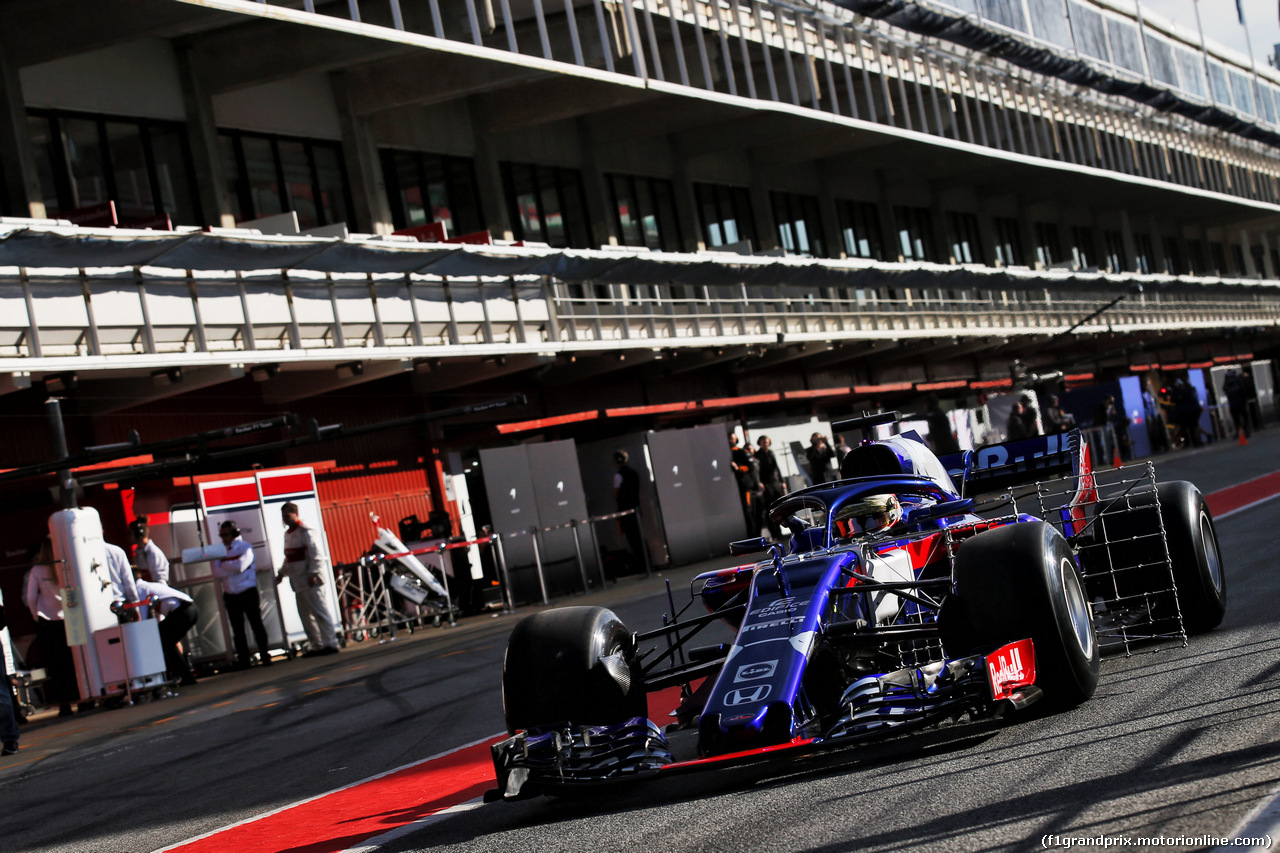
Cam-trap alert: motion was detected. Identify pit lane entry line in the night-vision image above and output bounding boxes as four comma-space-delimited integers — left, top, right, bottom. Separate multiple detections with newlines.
148, 469, 1280, 853
153, 687, 686, 853
1205, 470, 1280, 520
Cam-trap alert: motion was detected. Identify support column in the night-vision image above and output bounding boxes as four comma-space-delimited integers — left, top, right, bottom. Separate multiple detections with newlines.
1258, 231, 1276, 279
1240, 228, 1258, 277
875, 170, 901, 262
1148, 215, 1169, 274
468, 99, 513, 241
669, 140, 703, 252
929, 189, 954, 264
975, 202, 999, 267
332, 70, 393, 235
1017, 197, 1038, 268
576, 118, 615, 248
1118, 209, 1139, 273
0, 33, 45, 219
816, 172, 844, 259
747, 151, 779, 252
175, 40, 234, 229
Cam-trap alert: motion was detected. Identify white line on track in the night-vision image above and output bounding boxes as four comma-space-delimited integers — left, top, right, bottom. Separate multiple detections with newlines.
1211, 780, 1280, 852
338, 799, 487, 852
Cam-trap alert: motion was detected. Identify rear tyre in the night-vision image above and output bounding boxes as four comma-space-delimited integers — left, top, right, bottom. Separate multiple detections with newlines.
502, 606, 647, 734
1084, 480, 1225, 634
940, 521, 1099, 708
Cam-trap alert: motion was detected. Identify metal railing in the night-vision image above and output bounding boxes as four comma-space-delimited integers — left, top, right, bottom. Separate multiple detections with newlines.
499, 507, 652, 604
213, 0, 1280, 203
3, 266, 1277, 366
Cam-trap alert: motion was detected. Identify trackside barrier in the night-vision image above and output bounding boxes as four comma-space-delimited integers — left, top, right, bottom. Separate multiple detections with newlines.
498, 507, 652, 606
337, 534, 513, 643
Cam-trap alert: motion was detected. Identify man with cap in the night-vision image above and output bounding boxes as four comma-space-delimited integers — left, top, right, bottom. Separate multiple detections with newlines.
129, 517, 169, 584
275, 502, 340, 657
212, 520, 272, 669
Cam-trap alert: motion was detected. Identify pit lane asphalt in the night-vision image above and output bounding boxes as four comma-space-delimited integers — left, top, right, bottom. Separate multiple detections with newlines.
3, 430, 1279, 853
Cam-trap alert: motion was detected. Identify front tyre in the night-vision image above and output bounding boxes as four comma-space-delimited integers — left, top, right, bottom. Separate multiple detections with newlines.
502, 606, 647, 734
941, 521, 1100, 708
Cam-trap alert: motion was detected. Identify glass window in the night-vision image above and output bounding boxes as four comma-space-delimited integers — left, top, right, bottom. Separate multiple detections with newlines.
1103, 229, 1126, 273
220, 131, 353, 229
28, 109, 203, 226
1070, 225, 1096, 270
27, 115, 63, 216
607, 173, 682, 251
380, 149, 483, 236
893, 205, 935, 262
240, 135, 283, 219
1034, 222, 1062, 267
693, 183, 756, 250
104, 121, 151, 220
500, 162, 592, 248
946, 211, 983, 264
836, 199, 884, 260
771, 191, 825, 257
63, 118, 110, 211
994, 217, 1024, 266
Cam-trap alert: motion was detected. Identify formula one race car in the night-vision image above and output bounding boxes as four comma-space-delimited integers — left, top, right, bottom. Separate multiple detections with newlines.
489, 412, 1227, 800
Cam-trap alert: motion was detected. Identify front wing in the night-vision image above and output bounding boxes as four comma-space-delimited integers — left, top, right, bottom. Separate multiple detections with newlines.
488, 639, 1037, 800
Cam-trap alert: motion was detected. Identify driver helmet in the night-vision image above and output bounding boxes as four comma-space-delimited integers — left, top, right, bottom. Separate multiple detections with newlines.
834, 494, 903, 539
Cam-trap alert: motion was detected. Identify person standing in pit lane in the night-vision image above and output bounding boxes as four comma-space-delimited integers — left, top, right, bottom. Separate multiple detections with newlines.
24, 538, 76, 717
212, 520, 272, 670
136, 576, 199, 686
276, 502, 340, 657
129, 517, 169, 584
0, 598, 18, 755
612, 451, 645, 571
755, 436, 788, 542
103, 541, 139, 605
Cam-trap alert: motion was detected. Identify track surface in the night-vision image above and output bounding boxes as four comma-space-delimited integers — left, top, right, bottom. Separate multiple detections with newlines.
2, 432, 1279, 853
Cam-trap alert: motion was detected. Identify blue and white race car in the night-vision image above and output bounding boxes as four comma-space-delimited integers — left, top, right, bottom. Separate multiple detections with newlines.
489, 411, 1227, 800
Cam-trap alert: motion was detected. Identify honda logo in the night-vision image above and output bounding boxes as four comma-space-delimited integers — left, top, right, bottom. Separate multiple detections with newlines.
724, 684, 771, 705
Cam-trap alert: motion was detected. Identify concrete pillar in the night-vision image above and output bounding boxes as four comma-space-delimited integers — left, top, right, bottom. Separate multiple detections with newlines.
1258, 232, 1276, 280
975, 203, 999, 267
815, 165, 844, 259
332, 70, 393, 235
669, 140, 703, 252
875, 170, 901, 262
0, 34, 46, 219
747, 151, 779, 252
1119, 209, 1139, 273
1016, 197, 1039, 268
929, 190, 954, 264
468, 99, 513, 241
174, 41, 235, 229
1148, 216, 1168, 275
1240, 229, 1258, 277
576, 118, 615, 249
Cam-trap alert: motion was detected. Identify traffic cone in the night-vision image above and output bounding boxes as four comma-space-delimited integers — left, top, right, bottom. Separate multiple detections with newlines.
1239, 429, 1249, 446
1112, 451, 1123, 468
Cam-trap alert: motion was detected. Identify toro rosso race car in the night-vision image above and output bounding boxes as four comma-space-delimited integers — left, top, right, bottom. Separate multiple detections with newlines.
489, 411, 1227, 800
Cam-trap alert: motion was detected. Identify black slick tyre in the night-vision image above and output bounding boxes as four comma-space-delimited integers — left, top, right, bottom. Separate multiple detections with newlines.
1154, 481, 1226, 633
502, 606, 647, 734
1084, 480, 1225, 634
941, 521, 1100, 708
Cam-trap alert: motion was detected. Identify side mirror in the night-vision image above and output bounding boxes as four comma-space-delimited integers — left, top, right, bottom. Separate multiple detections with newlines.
729, 537, 768, 556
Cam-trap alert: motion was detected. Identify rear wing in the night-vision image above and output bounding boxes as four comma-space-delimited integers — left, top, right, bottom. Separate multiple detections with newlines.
939, 429, 1092, 497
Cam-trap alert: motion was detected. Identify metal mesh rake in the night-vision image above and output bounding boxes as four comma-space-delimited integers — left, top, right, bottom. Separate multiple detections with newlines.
1031, 461, 1187, 656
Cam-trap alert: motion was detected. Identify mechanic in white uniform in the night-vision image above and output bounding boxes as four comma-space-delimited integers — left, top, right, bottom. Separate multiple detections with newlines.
136, 577, 199, 686
276, 502, 340, 657
103, 542, 139, 604
129, 518, 170, 584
